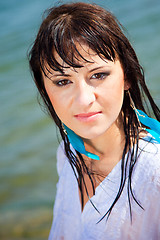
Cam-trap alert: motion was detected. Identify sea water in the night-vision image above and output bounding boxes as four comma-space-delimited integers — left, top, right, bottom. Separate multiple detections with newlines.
0, 0, 160, 239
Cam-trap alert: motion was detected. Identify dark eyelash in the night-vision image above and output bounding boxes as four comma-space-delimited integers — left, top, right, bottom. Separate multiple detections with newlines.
54, 79, 71, 86
92, 72, 110, 79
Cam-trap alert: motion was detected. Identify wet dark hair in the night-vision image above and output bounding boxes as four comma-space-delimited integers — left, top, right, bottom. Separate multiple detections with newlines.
29, 2, 160, 222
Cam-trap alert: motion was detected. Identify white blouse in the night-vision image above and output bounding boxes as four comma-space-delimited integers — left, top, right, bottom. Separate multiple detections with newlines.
49, 139, 160, 240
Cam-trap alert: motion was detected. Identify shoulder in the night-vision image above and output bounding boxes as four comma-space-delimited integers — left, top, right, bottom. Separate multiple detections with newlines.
56, 141, 67, 176
138, 140, 160, 170
56, 141, 76, 176
130, 141, 160, 225
133, 140, 160, 190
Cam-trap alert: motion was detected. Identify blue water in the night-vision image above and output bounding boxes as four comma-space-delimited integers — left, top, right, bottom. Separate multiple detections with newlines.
0, 0, 160, 239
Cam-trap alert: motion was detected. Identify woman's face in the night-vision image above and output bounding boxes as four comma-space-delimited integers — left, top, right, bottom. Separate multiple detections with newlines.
43, 45, 128, 140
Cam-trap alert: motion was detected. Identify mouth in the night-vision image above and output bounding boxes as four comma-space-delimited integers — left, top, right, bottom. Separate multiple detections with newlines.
74, 111, 102, 122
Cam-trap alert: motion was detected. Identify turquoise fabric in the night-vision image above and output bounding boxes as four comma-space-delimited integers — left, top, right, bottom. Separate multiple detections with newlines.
135, 109, 160, 143
64, 124, 100, 160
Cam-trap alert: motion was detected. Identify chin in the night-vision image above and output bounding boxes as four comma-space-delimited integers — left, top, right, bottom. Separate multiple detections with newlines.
79, 128, 108, 140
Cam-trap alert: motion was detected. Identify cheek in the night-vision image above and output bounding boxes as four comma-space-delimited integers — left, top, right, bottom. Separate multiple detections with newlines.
45, 86, 70, 121
112, 81, 125, 110
99, 75, 125, 116
112, 74, 125, 101
44, 84, 61, 112
48, 93, 63, 114
101, 76, 124, 101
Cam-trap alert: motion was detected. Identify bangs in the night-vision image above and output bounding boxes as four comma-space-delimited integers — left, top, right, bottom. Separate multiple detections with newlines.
39, 6, 117, 75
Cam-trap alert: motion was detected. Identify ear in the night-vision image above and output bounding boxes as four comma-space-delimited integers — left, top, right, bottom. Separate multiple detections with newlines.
124, 81, 130, 91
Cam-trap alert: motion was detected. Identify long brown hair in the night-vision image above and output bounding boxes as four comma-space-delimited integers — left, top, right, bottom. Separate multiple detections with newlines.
29, 2, 160, 222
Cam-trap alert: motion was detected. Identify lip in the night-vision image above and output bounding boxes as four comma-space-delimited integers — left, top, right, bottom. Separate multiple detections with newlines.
74, 111, 102, 122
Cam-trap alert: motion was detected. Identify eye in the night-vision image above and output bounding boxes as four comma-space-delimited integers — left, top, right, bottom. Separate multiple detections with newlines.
55, 79, 72, 87
91, 72, 109, 80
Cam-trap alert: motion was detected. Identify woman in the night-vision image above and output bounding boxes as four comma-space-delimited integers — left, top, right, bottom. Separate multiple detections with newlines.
29, 2, 160, 239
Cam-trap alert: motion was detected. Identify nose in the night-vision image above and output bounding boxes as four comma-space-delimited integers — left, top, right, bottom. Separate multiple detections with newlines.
75, 81, 96, 107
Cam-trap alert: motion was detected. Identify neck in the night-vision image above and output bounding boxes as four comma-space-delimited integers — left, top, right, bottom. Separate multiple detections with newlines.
82, 121, 126, 173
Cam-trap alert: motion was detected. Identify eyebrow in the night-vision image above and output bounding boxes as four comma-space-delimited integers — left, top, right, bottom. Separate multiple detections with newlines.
52, 73, 71, 77
89, 66, 108, 73
51, 65, 108, 77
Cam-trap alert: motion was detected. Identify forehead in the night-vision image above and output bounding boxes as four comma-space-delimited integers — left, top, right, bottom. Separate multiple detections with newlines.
53, 43, 110, 69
